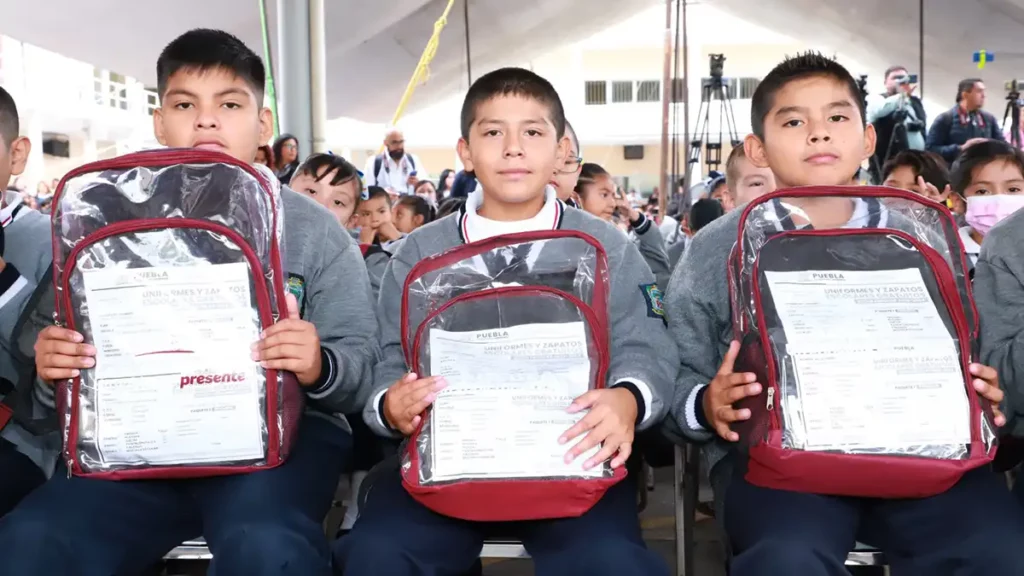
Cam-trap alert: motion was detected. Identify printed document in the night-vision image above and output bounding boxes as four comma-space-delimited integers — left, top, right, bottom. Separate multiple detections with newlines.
82, 263, 265, 465
427, 322, 604, 481
764, 269, 971, 451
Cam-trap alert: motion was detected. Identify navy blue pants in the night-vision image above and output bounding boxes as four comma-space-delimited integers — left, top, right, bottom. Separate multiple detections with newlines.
0, 414, 350, 576
334, 470, 668, 576
0, 439, 45, 518
726, 465, 1024, 576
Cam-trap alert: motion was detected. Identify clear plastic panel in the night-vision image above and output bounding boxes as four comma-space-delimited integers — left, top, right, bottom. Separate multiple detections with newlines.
401, 232, 612, 485
734, 190, 995, 460
51, 152, 295, 473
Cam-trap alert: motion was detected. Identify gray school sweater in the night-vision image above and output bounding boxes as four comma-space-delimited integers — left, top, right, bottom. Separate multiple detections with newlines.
0, 204, 61, 474
364, 198, 680, 438
31, 188, 379, 441
629, 213, 672, 290
975, 209, 1024, 438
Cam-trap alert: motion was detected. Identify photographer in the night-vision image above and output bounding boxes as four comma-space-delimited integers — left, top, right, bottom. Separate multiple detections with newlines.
868, 66, 926, 178
927, 78, 1005, 163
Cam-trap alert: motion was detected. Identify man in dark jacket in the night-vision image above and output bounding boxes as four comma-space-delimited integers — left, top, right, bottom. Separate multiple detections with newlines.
927, 78, 1005, 163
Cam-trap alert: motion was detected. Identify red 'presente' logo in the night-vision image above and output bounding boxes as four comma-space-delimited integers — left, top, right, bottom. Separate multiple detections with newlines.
179, 373, 247, 388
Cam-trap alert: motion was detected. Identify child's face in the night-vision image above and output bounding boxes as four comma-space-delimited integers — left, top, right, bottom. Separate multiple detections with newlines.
746, 75, 875, 189
549, 141, 581, 202
153, 67, 273, 164
290, 168, 358, 226
393, 204, 423, 234
458, 95, 569, 211
710, 183, 735, 212
357, 196, 392, 230
729, 156, 776, 205
579, 174, 618, 222
415, 183, 437, 203
883, 165, 948, 202
964, 159, 1024, 198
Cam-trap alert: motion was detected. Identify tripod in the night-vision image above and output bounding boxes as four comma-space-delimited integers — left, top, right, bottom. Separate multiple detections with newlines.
688, 75, 741, 174
1003, 86, 1022, 150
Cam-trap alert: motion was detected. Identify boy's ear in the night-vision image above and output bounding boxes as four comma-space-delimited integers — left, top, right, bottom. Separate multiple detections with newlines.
258, 107, 274, 150
744, 134, 770, 169
556, 134, 570, 168
8, 137, 31, 176
862, 122, 877, 160
457, 138, 474, 173
153, 107, 168, 147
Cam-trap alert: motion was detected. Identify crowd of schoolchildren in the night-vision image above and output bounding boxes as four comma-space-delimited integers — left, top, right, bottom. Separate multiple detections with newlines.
1, 26, 1024, 576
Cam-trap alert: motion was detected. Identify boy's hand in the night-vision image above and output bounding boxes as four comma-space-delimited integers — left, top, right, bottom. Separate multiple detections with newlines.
358, 226, 378, 245
406, 174, 419, 187
703, 341, 761, 442
34, 326, 95, 383
916, 176, 952, 202
383, 372, 448, 435
252, 293, 322, 386
970, 363, 1007, 427
377, 222, 403, 243
560, 387, 637, 470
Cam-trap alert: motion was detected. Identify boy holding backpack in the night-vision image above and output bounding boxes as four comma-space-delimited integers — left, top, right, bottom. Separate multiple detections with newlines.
0, 29, 378, 576
666, 52, 1023, 575
0, 86, 53, 518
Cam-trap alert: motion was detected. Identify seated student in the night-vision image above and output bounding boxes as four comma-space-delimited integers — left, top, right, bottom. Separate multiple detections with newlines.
356, 185, 402, 246
413, 179, 438, 206
949, 140, 1024, 267
666, 51, 1024, 576
0, 87, 52, 519
881, 149, 951, 202
725, 144, 776, 207
337, 67, 677, 576
575, 162, 672, 289
0, 29, 379, 576
393, 195, 435, 236
706, 172, 735, 212
290, 152, 362, 227
549, 120, 583, 207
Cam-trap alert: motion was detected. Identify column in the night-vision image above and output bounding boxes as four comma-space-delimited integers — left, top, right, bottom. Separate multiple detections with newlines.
276, 0, 313, 156
19, 111, 44, 188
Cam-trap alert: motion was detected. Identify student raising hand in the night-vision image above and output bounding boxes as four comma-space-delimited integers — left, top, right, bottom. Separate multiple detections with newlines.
559, 386, 638, 470
702, 340, 761, 442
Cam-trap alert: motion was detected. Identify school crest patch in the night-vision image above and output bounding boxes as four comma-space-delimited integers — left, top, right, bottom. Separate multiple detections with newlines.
640, 283, 665, 325
286, 273, 307, 319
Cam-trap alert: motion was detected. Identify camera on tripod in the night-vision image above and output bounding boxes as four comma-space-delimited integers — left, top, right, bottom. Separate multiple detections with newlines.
709, 54, 725, 80
893, 73, 918, 86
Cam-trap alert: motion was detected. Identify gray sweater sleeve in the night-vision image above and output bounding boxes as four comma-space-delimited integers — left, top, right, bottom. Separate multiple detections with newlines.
363, 237, 421, 438
664, 221, 735, 443
303, 227, 381, 415
975, 222, 1024, 436
606, 239, 679, 430
631, 214, 672, 290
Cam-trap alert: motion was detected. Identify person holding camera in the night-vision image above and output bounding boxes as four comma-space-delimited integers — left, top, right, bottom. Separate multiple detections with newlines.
927, 78, 1005, 163
868, 66, 927, 180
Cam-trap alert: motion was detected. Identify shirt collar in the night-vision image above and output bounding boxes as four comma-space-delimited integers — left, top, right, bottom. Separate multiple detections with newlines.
765, 196, 887, 232
459, 184, 564, 243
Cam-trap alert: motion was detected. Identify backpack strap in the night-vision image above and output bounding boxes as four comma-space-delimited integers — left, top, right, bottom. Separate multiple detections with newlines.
374, 155, 384, 182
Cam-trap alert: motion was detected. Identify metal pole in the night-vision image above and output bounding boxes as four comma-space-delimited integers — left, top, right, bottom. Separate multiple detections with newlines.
918, 0, 924, 98
258, 0, 279, 137
464, 0, 473, 86
682, 0, 692, 196
658, 0, 672, 220
310, 0, 328, 153
276, 0, 313, 156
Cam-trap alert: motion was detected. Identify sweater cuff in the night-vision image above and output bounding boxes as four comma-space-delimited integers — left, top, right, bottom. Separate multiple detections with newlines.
630, 213, 652, 235
686, 384, 710, 431
611, 379, 650, 425
376, 389, 399, 434
307, 347, 335, 395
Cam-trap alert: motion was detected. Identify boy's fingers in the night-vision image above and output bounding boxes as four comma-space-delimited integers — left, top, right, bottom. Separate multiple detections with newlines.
559, 410, 600, 445
404, 392, 439, 419
38, 340, 96, 358
715, 405, 751, 424
565, 425, 609, 463
993, 407, 1007, 427
716, 341, 741, 375
42, 354, 95, 369
584, 441, 620, 470
714, 422, 740, 442
253, 344, 305, 362
39, 368, 80, 381
969, 363, 998, 382
39, 327, 84, 343
610, 443, 632, 469
973, 378, 1004, 404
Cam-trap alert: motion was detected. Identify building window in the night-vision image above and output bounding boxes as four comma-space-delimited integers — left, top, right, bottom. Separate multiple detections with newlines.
612, 81, 633, 103
585, 81, 607, 105
636, 80, 661, 103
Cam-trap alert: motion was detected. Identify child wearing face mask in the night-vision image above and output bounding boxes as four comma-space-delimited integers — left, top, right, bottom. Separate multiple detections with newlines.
949, 140, 1024, 266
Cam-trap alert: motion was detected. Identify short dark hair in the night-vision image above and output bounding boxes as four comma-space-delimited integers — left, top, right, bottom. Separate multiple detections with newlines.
460, 67, 565, 140
358, 185, 391, 207
956, 78, 983, 103
294, 152, 362, 193
884, 65, 908, 80
950, 139, 1024, 195
565, 120, 580, 152
882, 150, 950, 190
157, 29, 265, 102
0, 86, 19, 147
397, 195, 436, 224
725, 146, 748, 186
690, 198, 725, 233
750, 51, 865, 140
574, 162, 610, 198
